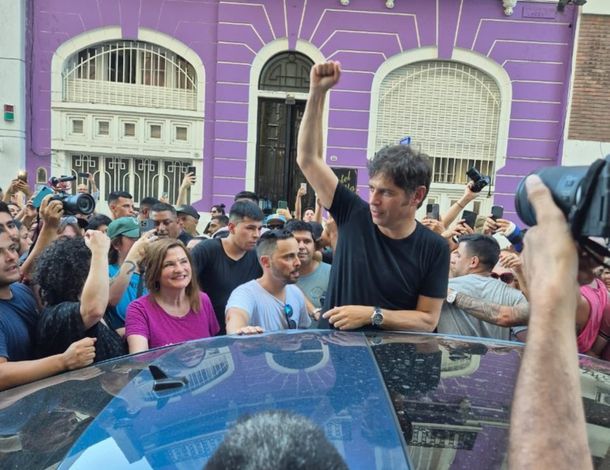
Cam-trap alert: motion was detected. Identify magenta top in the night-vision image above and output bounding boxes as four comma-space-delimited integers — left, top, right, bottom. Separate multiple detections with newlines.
125, 292, 220, 349
577, 278, 608, 354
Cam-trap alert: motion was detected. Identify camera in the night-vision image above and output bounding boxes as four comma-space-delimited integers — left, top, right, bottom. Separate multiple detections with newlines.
515, 155, 610, 239
466, 167, 491, 193
51, 192, 96, 216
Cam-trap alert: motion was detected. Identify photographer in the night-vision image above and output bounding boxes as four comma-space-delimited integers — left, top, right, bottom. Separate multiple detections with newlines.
509, 175, 591, 469
34, 231, 126, 362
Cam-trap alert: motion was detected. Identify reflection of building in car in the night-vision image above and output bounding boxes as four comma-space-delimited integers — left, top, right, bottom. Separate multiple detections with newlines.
3, 331, 610, 469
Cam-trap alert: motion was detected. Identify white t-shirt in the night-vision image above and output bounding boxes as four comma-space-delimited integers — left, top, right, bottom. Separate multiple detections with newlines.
226, 280, 311, 331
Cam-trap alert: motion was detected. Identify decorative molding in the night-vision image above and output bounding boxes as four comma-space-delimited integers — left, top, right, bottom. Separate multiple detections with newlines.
503, 0, 518, 16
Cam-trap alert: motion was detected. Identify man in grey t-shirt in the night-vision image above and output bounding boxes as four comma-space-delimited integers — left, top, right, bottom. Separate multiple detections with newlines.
225, 230, 311, 335
437, 234, 526, 341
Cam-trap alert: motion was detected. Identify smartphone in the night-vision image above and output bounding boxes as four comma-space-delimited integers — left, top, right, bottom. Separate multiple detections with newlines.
17, 170, 28, 182
140, 219, 156, 235
278, 200, 288, 210
491, 205, 504, 220
77, 172, 90, 178
187, 166, 196, 176
300, 182, 307, 195
426, 203, 440, 220
31, 186, 54, 209
462, 210, 478, 229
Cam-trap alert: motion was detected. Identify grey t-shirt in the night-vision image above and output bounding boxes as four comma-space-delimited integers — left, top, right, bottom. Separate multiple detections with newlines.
296, 262, 331, 309
226, 280, 311, 332
437, 274, 526, 340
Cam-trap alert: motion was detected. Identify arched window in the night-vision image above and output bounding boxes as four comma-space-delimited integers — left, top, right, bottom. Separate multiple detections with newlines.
259, 51, 313, 93
63, 41, 197, 111
375, 61, 501, 187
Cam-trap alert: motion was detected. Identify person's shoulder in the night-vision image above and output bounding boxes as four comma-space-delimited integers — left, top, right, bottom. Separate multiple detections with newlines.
232, 279, 258, 294
316, 262, 332, 275
10, 283, 35, 300
193, 237, 222, 254
414, 222, 449, 249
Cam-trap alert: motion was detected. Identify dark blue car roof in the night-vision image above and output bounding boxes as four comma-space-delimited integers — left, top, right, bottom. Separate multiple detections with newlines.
2, 330, 610, 469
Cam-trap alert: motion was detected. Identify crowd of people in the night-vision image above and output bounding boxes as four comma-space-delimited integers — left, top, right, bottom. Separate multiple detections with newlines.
0, 60, 601, 467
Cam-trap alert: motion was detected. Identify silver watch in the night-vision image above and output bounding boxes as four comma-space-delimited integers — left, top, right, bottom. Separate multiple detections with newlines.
446, 290, 457, 304
371, 307, 384, 327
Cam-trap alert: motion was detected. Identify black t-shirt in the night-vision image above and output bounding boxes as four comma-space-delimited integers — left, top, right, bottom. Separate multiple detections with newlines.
178, 230, 192, 245
191, 238, 262, 334
319, 183, 449, 329
36, 302, 127, 362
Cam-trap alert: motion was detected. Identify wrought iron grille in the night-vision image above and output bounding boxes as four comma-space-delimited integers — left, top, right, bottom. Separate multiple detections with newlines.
259, 52, 313, 93
375, 61, 501, 185
64, 41, 198, 111
70, 154, 191, 205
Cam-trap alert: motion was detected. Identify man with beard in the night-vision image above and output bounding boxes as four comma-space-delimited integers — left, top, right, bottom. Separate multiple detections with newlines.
285, 220, 330, 316
225, 229, 311, 335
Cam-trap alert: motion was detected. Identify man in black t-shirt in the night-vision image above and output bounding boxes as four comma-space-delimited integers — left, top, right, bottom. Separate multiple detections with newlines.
191, 201, 264, 334
297, 61, 449, 332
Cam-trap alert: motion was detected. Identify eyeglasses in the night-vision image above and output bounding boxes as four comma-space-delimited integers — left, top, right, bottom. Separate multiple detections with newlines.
284, 304, 296, 329
267, 224, 284, 230
491, 272, 515, 284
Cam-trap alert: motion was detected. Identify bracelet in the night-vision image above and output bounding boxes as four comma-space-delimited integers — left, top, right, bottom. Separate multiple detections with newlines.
456, 201, 465, 209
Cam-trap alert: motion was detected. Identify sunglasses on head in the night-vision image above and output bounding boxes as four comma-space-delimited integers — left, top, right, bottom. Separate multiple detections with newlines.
491, 272, 515, 284
284, 304, 296, 329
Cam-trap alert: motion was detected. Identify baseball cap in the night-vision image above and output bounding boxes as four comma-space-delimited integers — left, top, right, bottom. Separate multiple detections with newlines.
176, 204, 200, 220
265, 214, 287, 226
107, 217, 140, 239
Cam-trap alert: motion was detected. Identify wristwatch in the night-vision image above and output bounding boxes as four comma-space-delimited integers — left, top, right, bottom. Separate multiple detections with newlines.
446, 290, 457, 304
371, 307, 384, 327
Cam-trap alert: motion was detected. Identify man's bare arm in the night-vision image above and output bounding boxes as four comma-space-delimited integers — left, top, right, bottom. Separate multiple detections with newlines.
296, 62, 340, 210
324, 296, 443, 332
226, 308, 263, 335
452, 291, 530, 327
508, 175, 591, 469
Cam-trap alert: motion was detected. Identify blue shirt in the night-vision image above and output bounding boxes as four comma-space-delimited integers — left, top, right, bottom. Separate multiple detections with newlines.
108, 264, 147, 322
0, 283, 39, 361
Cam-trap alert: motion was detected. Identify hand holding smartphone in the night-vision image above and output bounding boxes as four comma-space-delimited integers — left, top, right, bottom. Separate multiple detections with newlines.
462, 210, 478, 229
491, 205, 504, 221
426, 203, 440, 220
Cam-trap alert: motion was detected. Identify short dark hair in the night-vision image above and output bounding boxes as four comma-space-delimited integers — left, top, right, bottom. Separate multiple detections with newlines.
229, 200, 263, 224
108, 191, 132, 203
140, 197, 160, 208
285, 220, 314, 239
34, 237, 91, 305
234, 190, 259, 203
211, 215, 229, 226
0, 201, 11, 216
205, 411, 348, 470
458, 234, 500, 272
368, 145, 432, 208
256, 229, 294, 258
87, 214, 112, 231
151, 202, 176, 216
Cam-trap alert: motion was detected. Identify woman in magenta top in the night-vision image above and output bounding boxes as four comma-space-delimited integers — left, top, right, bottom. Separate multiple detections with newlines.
126, 238, 219, 353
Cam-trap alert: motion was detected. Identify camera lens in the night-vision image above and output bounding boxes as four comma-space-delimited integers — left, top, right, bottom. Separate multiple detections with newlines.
515, 166, 588, 227
60, 194, 96, 215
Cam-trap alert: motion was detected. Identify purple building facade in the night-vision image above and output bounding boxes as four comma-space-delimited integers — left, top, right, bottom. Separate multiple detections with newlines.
27, 0, 578, 218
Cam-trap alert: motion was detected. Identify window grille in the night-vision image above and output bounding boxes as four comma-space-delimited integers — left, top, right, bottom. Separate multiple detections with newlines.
64, 41, 197, 111
70, 154, 192, 205
259, 52, 313, 93
375, 61, 501, 185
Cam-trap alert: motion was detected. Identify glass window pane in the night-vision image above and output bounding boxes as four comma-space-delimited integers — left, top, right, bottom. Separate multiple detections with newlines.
175, 126, 187, 141
124, 122, 135, 137
72, 120, 83, 134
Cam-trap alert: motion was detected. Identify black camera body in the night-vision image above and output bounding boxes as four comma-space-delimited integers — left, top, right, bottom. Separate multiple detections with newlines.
515, 155, 610, 238
51, 192, 96, 216
466, 167, 491, 193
